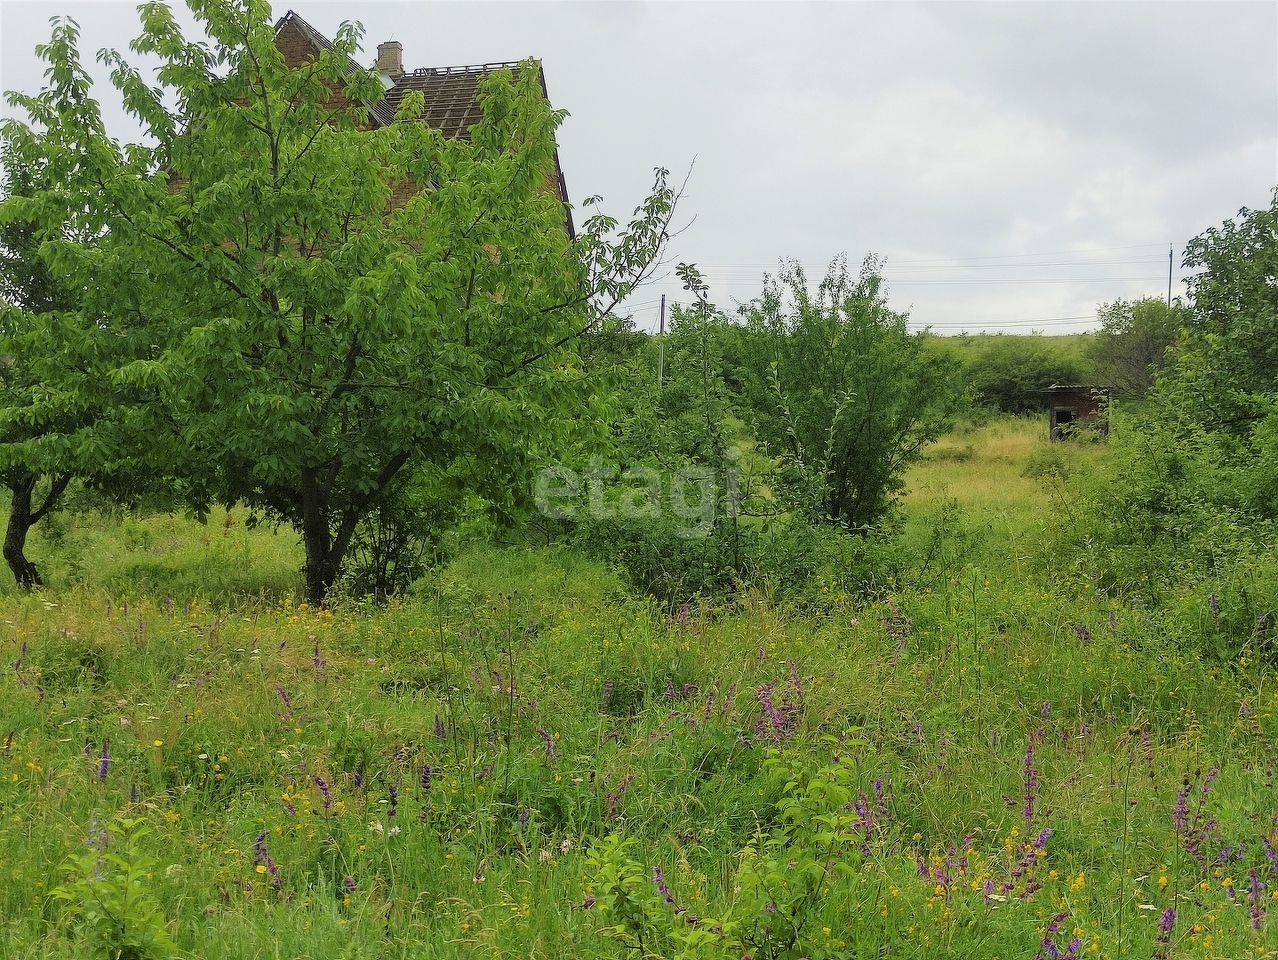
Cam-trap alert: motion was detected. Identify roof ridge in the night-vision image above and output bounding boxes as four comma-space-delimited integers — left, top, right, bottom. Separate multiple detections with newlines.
407, 62, 525, 77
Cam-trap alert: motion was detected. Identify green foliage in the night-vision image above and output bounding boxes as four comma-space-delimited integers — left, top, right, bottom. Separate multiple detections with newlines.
1, 419, 1276, 958
3, 1, 674, 603
49, 817, 176, 960
588, 749, 891, 960
337, 465, 463, 601
1088, 297, 1183, 398
742, 256, 963, 529
1170, 189, 1278, 435
962, 335, 1090, 414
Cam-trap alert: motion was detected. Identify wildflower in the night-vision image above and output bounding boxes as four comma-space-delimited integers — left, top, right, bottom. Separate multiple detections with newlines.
518, 808, 530, 830
1247, 870, 1266, 930
353, 771, 363, 790
1072, 624, 1092, 644
600, 680, 613, 713
664, 678, 678, 701
1152, 907, 1175, 960
368, 821, 384, 835
434, 714, 447, 740
13, 642, 26, 672
539, 848, 552, 863
312, 640, 326, 670
130, 784, 139, 803
387, 782, 399, 817
1022, 732, 1039, 821
420, 765, 431, 792
97, 741, 110, 783
343, 875, 356, 893
315, 776, 333, 812
253, 830, 282, 888
581, 894, 595, 909
389, 825, 400, 837
537, 728, 555, 757
605, 774, 634, 820
1209, 593, 1220, 619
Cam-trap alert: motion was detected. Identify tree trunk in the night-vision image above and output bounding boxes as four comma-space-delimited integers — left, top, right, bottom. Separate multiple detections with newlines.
299, 453, 412, 605
300, 468, 340, 605
3, 471, 70, 590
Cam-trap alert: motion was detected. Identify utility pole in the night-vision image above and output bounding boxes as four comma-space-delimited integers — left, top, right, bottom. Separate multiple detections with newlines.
657, 294, 666, 390
1168, 244, 1173, 307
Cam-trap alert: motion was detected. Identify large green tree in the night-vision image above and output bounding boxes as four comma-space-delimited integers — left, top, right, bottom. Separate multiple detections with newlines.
1088, 296, 1184, 398
0, 148, 78, 588
4, 0, 674, 602
742, 256, 962, 530
1164, 192, 1278, 435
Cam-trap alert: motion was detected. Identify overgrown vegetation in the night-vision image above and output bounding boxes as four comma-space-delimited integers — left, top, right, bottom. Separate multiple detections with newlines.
0, 1, 1276, 957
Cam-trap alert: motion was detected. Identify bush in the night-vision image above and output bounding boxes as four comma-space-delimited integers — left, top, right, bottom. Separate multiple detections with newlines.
964, 337, 1090, 414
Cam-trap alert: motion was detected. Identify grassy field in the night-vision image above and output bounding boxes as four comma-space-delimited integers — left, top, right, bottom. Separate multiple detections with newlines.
1, 417, 1275, 959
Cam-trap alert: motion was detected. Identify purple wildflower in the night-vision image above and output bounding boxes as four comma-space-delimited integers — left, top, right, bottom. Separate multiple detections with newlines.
13, 642, 26, 672
1152, 907, 1175, 960
517, 807, 529, 830
387, 782, 399, 817
537, 728, 555, 757
1262, 835, 1278, 872
653, 865, 674, 904
97, 740, 110, 783
343, 875, 356, 893
1247, 869, 1266, 930
315, 775, 333, 812
353, 771, 364, 789
1173, 769, 1221, 868
312, 640, 326, 670
420, 765, 431, 792
605, 774, 634, 820
254, 830, 282, 887
600, 681, 613, 713
275, 686, 293, 712
1022, 732, 1039, 821
1072, 623, 1092, 644
434, 715, 446, 740
1209, 593, 1220, 619
664, 678, 677, 701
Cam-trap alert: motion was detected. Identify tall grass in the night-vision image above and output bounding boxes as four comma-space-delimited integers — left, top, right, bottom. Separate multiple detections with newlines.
0, 417, 1274, 958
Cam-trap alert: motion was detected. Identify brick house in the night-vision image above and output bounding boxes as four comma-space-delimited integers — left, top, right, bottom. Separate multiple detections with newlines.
1041, 384, 1110, 441
273, 10, 573, 237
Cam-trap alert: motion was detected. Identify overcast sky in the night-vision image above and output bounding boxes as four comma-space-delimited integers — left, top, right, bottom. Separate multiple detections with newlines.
3, 1, 1275, 333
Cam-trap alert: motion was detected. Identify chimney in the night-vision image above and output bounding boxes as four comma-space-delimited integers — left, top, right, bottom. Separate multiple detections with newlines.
375, 41, 404, 78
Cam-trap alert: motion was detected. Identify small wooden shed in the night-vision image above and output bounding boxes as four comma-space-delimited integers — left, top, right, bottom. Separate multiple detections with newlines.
1042, 384, 1110, 441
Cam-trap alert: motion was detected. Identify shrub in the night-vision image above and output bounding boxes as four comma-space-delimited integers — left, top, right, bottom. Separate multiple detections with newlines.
964, 337, 1090, 414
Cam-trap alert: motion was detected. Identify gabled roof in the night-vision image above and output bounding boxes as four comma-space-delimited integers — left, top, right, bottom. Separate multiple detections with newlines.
272, 11, 573, 235
274, 10, 395, 126
384, 63, 524, 140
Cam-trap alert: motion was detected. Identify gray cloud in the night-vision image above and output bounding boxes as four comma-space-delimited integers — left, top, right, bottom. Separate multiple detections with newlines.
3, 1, 1274, 332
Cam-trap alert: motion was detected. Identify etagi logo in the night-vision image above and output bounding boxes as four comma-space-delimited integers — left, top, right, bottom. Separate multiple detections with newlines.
534, 457, 741, 538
